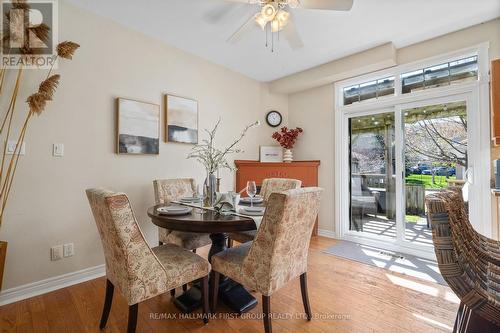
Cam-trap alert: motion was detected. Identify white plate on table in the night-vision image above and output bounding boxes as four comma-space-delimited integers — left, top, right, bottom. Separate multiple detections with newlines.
180, 196, 203, 203
239, 207, 265, 216
157, 205, 192, 216
240, 196, 263, 204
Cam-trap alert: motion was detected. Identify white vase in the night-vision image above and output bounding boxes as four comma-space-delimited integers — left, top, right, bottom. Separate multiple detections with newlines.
283, 149, 293, 163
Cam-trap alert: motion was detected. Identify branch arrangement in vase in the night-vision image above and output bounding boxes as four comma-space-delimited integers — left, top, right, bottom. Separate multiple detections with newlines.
187, 118, 260, 173
187, 118, 259, 205
0, 1, 80, 226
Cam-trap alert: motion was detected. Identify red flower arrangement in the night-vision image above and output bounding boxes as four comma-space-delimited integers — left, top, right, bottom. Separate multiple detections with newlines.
272, 127, 303, 149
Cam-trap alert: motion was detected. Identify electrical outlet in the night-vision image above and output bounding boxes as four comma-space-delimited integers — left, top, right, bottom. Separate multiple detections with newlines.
53, 143, 64, 157
6, 140, 25, 155
63, 243, 74, 257
51, 245, 63, 261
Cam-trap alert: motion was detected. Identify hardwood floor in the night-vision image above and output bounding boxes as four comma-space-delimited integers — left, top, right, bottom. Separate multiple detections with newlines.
0, 237, 458, 333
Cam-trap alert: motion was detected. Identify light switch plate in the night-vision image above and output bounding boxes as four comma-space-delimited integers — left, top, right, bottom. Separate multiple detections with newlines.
51, 245, 63, 261
53, 143, 64, 157
63, 243, 74, 257
6, 140, 25, 155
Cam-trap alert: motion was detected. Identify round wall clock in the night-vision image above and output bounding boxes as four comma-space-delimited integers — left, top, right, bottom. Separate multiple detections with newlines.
266, 110, 282, 127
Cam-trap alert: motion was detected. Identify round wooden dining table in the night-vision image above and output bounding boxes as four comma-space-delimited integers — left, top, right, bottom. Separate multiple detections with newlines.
147, 204, 258, 314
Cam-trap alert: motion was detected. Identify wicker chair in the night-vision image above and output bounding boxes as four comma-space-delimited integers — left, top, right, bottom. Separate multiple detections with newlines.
425, 189, 500, 333
228, 178, 302, 246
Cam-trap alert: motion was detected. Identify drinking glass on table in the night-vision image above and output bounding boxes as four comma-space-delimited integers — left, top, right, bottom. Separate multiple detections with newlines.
195, 184, 204, 213
246, 181, 257, 207
194, 184, 200, 198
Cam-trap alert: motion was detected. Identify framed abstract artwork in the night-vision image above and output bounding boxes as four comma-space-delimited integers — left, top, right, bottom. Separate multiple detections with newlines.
117, 98, 160, 155
165, 94, 198, 144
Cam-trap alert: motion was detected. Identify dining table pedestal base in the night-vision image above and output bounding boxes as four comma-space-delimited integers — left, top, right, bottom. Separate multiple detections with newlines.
173, 285, 203, 313
173, 279, 257, 314
219, 279, 258, 314
148, 207, 259, 315
173, 232, 257, 314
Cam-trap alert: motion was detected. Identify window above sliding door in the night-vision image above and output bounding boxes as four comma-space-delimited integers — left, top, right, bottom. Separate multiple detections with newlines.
334, 44, 492, 257
336, 45, 488, 109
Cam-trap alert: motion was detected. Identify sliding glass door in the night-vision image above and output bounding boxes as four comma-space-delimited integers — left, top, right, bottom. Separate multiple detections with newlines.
402, 100, 468, 246
345, 95, 475, 255
349, 111, 396, 239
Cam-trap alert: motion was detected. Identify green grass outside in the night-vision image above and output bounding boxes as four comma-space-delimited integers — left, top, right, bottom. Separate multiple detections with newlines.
405, 215, 423, 223
405, 174, 456, 189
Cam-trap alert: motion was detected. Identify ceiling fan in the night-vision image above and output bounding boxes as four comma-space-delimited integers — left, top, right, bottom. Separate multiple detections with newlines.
218, 0, 354, 51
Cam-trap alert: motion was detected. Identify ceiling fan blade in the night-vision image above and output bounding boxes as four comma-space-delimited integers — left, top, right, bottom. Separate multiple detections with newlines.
227, 13, 258, 44
220, 0, 257, 4
203, 3, 236, 24
283, 19, 304, 50
300, 0, 353, 11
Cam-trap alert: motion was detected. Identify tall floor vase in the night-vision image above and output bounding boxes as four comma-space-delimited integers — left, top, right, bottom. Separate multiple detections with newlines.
0, 241, 7, 291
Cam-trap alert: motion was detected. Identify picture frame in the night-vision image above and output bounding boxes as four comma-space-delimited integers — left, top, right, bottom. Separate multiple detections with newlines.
117, 98, 160, 155
165, 94, 199, 144
260, 146, 283, 163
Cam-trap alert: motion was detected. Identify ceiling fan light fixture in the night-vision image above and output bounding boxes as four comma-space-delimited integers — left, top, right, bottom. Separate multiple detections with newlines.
270, 9, 289, 32
275, 9, 290, 25
271, 19, 282, 33
254, 13, 267, 30
261, 3, 277, 21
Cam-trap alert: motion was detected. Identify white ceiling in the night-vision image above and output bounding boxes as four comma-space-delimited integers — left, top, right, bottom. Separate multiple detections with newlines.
66, 0, 500, 82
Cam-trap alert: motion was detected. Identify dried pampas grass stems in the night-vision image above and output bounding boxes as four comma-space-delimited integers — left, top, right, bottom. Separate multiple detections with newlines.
0, 113, 31, 218
26, 92, 50, 115
0, 68, 22, 135
0, 70, 22, 147
12, 0, 29, 10
38, 74, 60, 100
0, 68, 22, 203
29, 23, 50, 45
56, 41, 80, 60
0, 18, 79, 227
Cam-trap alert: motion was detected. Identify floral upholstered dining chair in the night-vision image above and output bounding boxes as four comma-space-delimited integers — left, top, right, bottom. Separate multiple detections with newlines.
211, 187, 322, 333
228, 178, 302, 246
260, 178, 302, 201
153, 178, 212, 296
86, 188, 210, 333
153, 179, 211, 249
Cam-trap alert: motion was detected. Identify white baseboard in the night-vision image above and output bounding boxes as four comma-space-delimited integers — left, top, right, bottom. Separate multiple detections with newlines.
318, 229, 337, 239
0, 264, 105, 306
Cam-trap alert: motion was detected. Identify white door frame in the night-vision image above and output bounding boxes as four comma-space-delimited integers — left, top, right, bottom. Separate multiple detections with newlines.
334, 44, 491, 259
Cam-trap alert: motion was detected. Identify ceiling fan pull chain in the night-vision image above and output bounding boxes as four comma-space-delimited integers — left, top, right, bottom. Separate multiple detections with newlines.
272, 27, 274, 52
265, 23, 268, 47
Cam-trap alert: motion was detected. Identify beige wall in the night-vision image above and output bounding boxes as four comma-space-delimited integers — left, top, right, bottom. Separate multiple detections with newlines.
0, 1, 288, 290
288, 19, 500, 234
288, 86, 334, 231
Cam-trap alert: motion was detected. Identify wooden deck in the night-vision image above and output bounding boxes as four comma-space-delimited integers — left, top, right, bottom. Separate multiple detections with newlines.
360, 215, 434, 246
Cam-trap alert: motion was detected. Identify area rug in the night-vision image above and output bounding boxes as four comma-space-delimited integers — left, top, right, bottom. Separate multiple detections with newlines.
323, 240, 447, 286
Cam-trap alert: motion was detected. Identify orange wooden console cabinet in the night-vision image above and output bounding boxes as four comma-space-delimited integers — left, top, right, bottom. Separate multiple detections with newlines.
234, 160, 321, 236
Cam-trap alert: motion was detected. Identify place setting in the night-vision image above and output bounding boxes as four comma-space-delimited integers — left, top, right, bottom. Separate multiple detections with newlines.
232, 181, 266, 222
156, 205, 193, 216
166, 185, 208, 214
